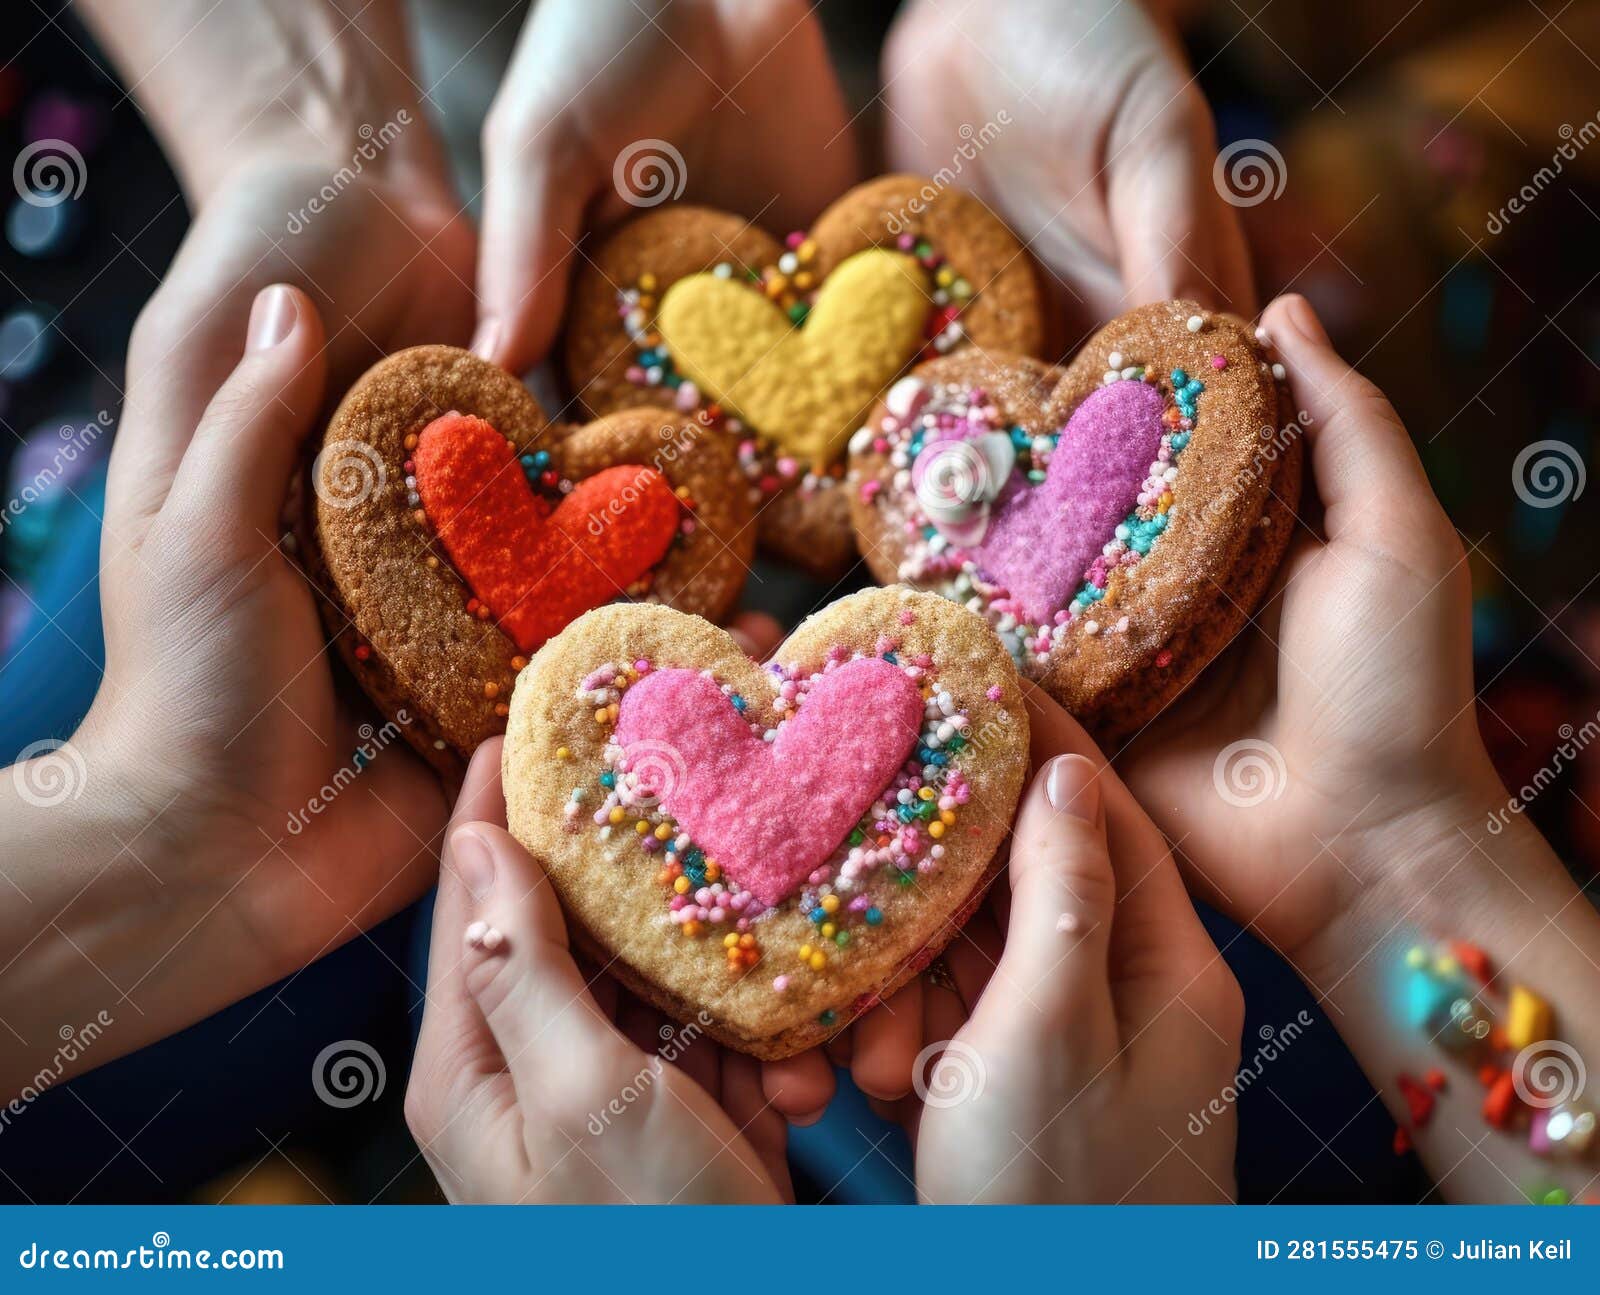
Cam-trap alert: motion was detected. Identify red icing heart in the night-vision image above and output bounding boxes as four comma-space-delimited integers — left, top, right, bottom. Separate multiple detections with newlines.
414, 413, 679, 652
614, 658, 923, 907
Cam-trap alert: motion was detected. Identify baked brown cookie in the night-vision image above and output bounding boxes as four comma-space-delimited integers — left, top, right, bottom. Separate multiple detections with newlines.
563, 175, 1047, 577
503, 587, 1029, 1059
848, 302, 1302, 744
308, 345, 754, 776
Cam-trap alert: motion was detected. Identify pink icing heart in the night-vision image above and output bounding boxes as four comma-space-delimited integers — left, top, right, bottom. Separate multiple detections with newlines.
613, 658, 923, 907
969, 380, 1165, 624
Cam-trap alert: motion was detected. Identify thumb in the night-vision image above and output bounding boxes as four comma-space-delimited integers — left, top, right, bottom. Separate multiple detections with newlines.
164, 284, 326, 540
475, 136, 592, 373
1262, 293, 1453, 561
450, 821, 639, 1121
968, 755, 1118, 1062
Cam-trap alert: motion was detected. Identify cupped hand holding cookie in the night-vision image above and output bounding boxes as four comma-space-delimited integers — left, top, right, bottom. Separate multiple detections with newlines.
406, 739, 796, 1203
883, 0, 1254, 325
473, 0, 861, 374
829, 688, 1244, 1203
0, 285, 451, 1095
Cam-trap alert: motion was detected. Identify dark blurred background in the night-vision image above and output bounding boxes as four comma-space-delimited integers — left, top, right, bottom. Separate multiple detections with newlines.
2, 0, 1597, 1205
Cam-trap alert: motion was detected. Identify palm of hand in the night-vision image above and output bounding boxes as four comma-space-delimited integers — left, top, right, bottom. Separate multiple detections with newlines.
883, 0, 1247, 322
509, 1, 858, 233
1122, 510, 1477, 960
101, 165, 477, 975
151, 162, 477, 423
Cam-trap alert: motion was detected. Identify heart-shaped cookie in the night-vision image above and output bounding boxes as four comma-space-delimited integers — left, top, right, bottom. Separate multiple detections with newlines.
849, 302, 1302, 742
564, 175, 1048, 577
504, 587, 1029, 1058
308, 345, 755, 775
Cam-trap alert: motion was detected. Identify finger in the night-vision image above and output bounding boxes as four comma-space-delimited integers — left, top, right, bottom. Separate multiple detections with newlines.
850, 978, 923, 1100
1023, 683, 1232, 1023
407, 739, 526, 1196
453, 820, 640, 1118
944, 906, 1004, 1010
1261, 294, 1449, 556
722, 1052, 793, 1198
160, 285, 327, 543
969, 756, 1119, 1060
476, 125, 593, 373
761, 1047, 835, 1126
1108, 107, 1255, 313
726, 610, 785, 662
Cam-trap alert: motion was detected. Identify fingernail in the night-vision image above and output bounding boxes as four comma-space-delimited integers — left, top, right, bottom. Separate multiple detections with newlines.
1044, 755, 1100, 822
1281, 294, 1329, 347
246, 285, 296, 352
470, 318, 501, 362
450, 826, 496, 902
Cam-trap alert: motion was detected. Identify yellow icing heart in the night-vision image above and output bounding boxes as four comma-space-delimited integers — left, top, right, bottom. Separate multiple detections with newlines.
656, 249, 929, 468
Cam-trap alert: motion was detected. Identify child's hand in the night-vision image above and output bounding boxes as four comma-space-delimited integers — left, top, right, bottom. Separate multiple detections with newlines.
472, 0, 861, 373
882, 0, 1253, 327
406, 740, 791, 1204
873, 713, 1243, 1202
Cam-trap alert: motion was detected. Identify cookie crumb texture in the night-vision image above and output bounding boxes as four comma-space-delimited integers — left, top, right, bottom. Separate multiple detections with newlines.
849, 301, 1301, 742
504, 587, 1029, 1058
563, 175, 1046, 576
310, 345, 753, 775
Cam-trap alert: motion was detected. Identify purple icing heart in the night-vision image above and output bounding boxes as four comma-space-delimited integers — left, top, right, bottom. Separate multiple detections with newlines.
970, 380, 1165, 623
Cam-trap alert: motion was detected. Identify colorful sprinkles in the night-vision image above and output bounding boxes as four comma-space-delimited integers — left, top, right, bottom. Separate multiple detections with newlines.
616, 230, 979, 500
561, 641, 979, 994
855, 355, 1205, 674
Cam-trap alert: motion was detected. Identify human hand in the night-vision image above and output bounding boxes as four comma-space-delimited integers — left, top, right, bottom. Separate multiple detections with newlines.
405, 739, 791, 1203
1116, 294, 1492, 972
0, 284, 449, 1096
833, 694, 1242, 1202
81, 0, 478, 431
882, 0, 1252, 328
472, 0, 861, 372
1116, 295, 1600, 1201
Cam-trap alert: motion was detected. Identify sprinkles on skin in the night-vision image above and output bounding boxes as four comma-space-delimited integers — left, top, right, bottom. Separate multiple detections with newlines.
615, 230, 979, 503
858, 353, 1207, 676
559, 635, 979, 996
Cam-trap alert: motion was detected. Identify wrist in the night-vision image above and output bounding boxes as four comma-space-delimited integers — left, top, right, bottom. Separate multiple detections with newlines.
0, 723, 203, 1096
1297, 761, 1582, 997
80, 0, 449, 208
